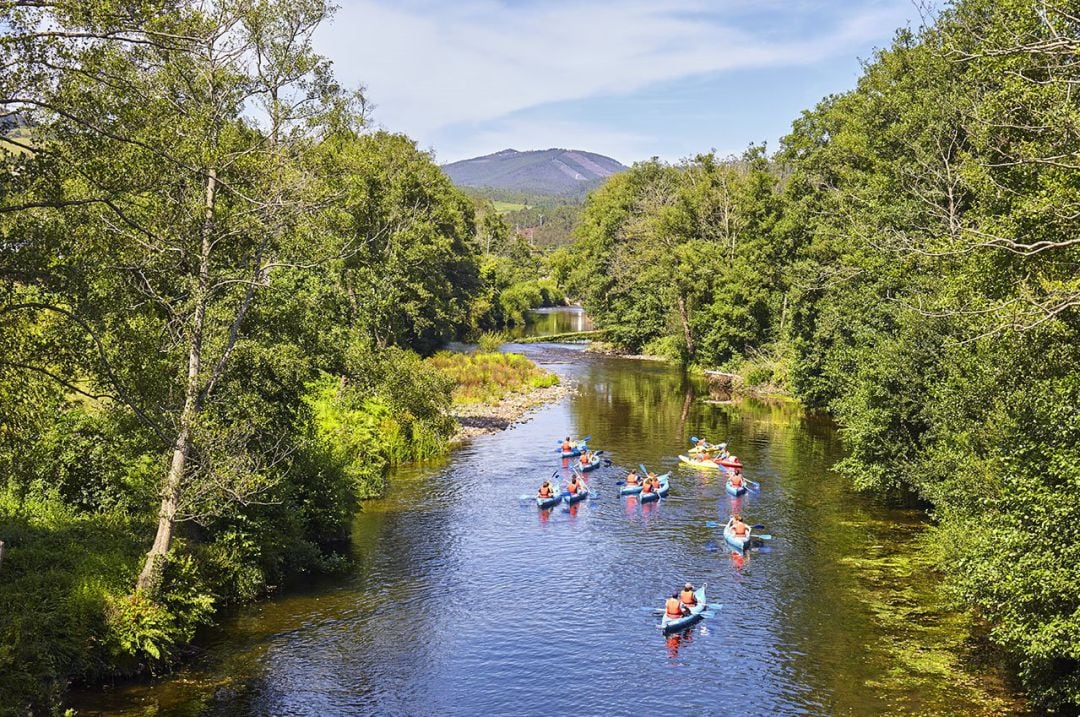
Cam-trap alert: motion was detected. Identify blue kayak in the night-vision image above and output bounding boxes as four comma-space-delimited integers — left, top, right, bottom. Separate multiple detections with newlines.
620, 482, 643, 496
660, 584, 708, 635
574, 454, 602, 472
725, 480, 747, 497
537, 491, 562, 509
640, 475, 670, 503
556, 440, 589, 457
564, 485, 589, 504
724, 522, 752, 550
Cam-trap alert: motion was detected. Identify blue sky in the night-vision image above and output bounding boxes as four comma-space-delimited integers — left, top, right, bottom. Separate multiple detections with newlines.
316, 0, 927, 164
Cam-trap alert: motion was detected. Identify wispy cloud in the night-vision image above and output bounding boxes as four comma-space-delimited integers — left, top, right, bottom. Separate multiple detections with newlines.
317, 0, 914, 160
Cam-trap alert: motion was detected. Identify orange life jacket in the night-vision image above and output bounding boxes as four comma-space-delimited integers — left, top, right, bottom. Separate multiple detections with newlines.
626, 474, 639, 485
567, 481, 580, 495
680, 589, 697, 606
733, 521, 749, 537
642, 481, 654, 494
665, 598, 683, 619
730, 475, 743, 486
561, 441, 572, 452
539, 486, 552, 498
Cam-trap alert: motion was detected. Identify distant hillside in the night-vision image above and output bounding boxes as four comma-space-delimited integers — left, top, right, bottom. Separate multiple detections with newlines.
442, 148, 626, 197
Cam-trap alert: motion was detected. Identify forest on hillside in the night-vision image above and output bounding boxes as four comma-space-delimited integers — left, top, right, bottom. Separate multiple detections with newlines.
562, 0, 1080, 708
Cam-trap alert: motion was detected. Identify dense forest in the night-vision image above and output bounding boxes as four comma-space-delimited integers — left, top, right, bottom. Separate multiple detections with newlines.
563, 0, 1080, 709
0, 0, 556, 712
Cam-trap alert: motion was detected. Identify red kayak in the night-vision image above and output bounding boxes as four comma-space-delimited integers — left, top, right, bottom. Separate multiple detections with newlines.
719, 457, 742, 469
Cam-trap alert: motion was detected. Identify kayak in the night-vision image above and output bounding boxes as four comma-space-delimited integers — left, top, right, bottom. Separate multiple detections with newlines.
575, 454, 602, 472
564, 486, 589, 504
678, 454, 721, 470
660, 584, 708, 635
620, 482, 644, 496
688, 443, 724, 455
723, 522, 752, 551
725, 480, 747, 497
535, 492, 561, 509
557, 440, 591, 455
640, 475, 670, 503
718, 457, 742, 469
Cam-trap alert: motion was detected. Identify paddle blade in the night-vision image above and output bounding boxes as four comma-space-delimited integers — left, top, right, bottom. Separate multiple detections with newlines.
704, 521, 720, 528
690, 436, 699, 444
615, 481, 625, 486
754, 534, 773, 540
700, 611, 716, 619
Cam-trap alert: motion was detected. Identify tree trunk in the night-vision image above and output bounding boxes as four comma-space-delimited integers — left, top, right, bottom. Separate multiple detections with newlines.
136, 168, 216, 592
677, 292, 695, 360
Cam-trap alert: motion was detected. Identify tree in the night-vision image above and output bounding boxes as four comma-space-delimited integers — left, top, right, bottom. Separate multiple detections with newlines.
1, 0, 367, 592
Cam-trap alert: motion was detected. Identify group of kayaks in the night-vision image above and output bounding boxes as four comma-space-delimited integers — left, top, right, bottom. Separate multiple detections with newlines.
536, 433, 766, 636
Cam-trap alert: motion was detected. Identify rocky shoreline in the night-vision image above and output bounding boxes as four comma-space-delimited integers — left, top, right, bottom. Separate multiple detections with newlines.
449, 380, 573, 443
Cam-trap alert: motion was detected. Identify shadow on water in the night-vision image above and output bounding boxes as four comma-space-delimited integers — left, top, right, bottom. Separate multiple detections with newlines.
69, 309, 1027, 716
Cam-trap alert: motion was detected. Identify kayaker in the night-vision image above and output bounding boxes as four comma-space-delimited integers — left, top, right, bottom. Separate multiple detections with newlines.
625, 471, 640, 486
537, 481, 554, 499
679, 583, 698, 607
666, 592, 689, 619
729, 470, 744, 488
561, 437, 573, 453
641, 474, 658, 495
729, 514, 750, 538
695, 438, 709, 449
566, 475, 584, 495
578, 451, 591, 468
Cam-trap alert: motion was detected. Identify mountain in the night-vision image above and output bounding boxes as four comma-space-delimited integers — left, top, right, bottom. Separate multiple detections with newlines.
441, 148, 626, 197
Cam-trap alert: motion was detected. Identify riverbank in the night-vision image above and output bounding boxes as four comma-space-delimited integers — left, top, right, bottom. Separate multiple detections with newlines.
449, 380, 572, 442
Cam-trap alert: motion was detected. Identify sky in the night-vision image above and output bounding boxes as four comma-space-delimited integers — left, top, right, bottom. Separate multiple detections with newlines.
315, 0, 928, 165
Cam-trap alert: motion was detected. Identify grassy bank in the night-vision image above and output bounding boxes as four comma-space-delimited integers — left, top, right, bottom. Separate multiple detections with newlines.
427, 350, 559, 405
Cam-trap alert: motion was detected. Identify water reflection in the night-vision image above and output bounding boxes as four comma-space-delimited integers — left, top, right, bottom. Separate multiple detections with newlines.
506, 306, 593, 338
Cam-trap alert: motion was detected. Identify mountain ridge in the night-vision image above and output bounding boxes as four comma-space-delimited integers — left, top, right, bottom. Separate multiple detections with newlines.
441, 148, 627, 197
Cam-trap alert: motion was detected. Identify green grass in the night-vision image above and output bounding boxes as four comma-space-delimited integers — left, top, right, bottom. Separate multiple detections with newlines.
492, 201, 527, 214
426, 350, 558, 404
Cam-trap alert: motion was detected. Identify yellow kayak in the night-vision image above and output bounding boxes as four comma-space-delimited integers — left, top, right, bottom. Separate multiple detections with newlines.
678, 454, 722, 470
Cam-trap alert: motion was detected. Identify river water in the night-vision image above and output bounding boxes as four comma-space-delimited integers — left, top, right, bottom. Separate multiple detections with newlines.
71, 309, 1023, 716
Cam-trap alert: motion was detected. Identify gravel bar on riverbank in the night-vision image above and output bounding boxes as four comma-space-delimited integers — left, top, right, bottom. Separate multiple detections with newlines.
449, 380, 573, 443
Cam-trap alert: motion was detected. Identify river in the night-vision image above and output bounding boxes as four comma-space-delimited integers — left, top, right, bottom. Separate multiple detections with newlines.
70, 308, 1023, 716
